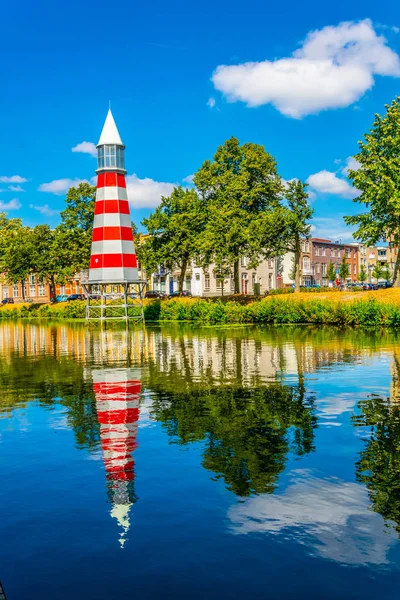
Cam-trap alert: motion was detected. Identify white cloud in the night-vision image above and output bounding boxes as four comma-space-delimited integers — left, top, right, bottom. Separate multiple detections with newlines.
72, 141, 97, 157
306, 170, 360, 198
29, 204, 59, 216
342, 156, 361, 175
207, 97, 216, 108
282, 177, 316, 200
228, 471, 397, 565
312, 216, 356, 242
182, 174, 194, 184
125, 174, 176, 209
38, 178, 86, 195
0, 175, 27, 183
0, 198, 21, 210
212, 19, 400, 118
9, 185, 24, 192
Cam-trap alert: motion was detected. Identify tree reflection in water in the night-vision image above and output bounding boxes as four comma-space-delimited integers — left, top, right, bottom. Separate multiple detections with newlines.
150, 384, 316, 496
353, 393, 400, 534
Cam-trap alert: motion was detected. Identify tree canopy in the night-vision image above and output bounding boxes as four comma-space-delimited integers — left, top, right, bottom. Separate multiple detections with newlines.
344, 97, 400, 284
193, 137, 285, 293
141, 187, 204, 292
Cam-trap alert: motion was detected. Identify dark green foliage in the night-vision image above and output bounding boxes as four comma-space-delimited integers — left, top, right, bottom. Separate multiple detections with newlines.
352, 392, 400, 534
150, 383, 316, 496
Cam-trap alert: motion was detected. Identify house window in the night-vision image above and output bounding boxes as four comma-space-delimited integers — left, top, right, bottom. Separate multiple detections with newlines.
315, 263, 320, 274
315, 247, 319, 256
303, 256, 310, 270
301, 240, 305, 252
240, 256, 247, 267
13, 285, 18, 298
322, 264, 327, 276
204, 274, 210, 290
353, 264, 357, 275
29, 285, 35, 297
195, 273, 200, 281
29, 274, 35, 285
39, 285, 45, 297
60, 286, 65, 295
345, 248, 350, 257
378, 250, 387, 257
268, 259, 273, 268
321, 248, 326, 257
3, 287, 8, 299
304, 241, 309, 252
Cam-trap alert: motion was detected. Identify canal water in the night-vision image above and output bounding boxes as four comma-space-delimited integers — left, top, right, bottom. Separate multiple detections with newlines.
0, 323, 400, 599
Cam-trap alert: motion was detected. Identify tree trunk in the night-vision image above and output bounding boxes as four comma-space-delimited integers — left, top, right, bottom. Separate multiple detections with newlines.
393, 250, 400, 287
178, 259, 188, 293
50, 276, 56, 301
234, 259, 240, 294
294, 240, 301, 293
21, 280, 25, 301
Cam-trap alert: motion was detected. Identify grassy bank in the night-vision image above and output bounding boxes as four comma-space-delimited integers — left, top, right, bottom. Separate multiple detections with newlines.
2, 288, 400, 327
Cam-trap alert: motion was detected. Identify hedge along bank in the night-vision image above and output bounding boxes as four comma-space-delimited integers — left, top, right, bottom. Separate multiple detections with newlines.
2, 296, 400, 327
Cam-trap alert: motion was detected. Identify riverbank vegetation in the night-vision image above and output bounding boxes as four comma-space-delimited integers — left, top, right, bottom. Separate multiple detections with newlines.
3, 288, 400, 327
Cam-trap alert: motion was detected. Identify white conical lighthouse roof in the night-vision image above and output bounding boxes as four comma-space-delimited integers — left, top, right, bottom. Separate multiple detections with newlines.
97, 109, 123, 146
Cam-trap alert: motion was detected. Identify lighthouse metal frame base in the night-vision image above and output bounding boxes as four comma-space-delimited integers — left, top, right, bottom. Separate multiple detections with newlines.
83, 281, 147, 323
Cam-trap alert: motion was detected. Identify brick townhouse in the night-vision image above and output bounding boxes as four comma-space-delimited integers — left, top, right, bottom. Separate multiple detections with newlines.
310, 238, 359, 285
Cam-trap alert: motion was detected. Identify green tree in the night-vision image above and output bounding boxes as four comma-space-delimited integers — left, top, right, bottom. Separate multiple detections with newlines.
1, 222, 34, 300
279, 180, 313, 293
327, 261, 336, 283
57, 182, 96, 275
213, 263, 231, 297
30, 225, 73, 300
371, 263, 383, 281
359, 264, 367, 283
339, 256, 349, 283
382, 265, 392, 283
194, 137, 284, 294
142, 187, 204, 293
344, 97, 400, 286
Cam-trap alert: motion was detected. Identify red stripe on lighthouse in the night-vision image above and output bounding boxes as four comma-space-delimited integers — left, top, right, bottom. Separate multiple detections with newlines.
90, 254, 138, 269
92, 227, 134, 242
94, 200, 130, 215
97, 173, 126, 188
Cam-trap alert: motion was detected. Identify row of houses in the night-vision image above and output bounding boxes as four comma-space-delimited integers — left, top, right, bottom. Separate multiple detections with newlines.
0, 237, 397, 302
149, 238, 398, 296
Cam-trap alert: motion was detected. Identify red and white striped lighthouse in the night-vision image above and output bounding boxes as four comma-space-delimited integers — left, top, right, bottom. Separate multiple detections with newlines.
88, 110, 139, 283
93, 368, 141, 547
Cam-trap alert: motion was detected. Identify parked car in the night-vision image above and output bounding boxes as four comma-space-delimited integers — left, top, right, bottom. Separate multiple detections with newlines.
55, 294, 69, 303
1, 297, 14, 304
145, 290, 164, 299
66, 294, 86, 302
168, 290, 192, 298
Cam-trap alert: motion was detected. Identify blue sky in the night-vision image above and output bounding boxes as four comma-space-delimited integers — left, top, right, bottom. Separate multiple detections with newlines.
1, 0, 400, 239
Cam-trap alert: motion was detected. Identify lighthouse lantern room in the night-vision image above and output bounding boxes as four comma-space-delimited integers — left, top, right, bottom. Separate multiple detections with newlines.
83, 109, 146, 323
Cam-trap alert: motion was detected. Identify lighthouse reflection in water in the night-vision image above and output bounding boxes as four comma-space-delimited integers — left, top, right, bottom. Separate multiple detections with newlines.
92, 367, 141, 547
